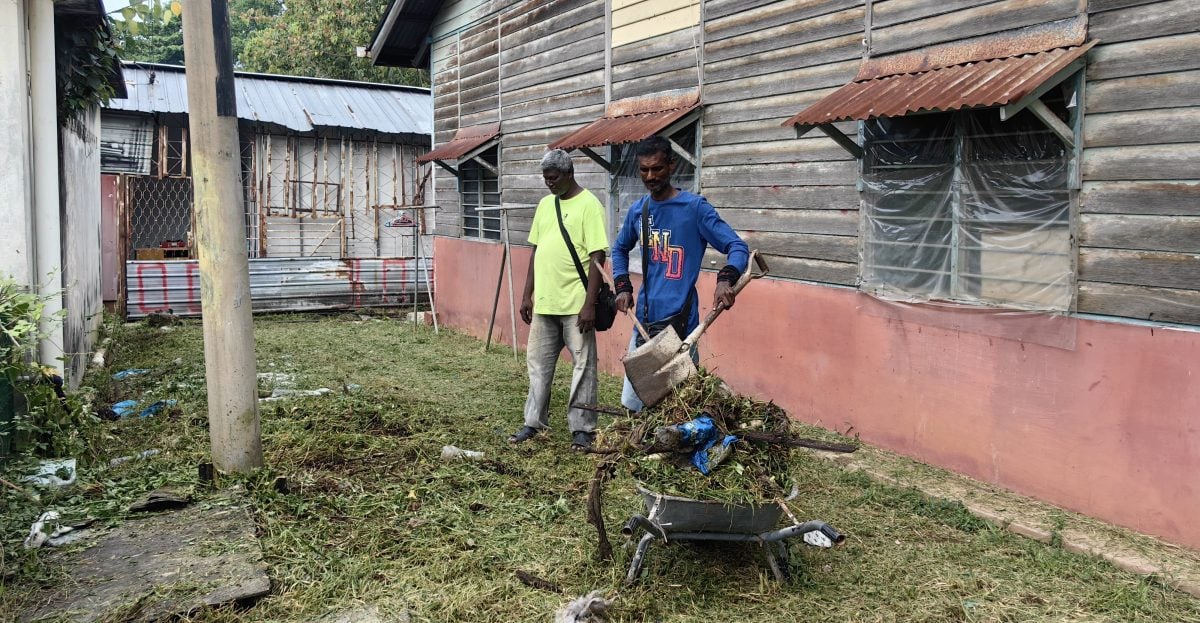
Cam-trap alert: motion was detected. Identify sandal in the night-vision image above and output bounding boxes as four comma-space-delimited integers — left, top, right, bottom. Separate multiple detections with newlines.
508, 426, 540, 444
570, 431, 595, 451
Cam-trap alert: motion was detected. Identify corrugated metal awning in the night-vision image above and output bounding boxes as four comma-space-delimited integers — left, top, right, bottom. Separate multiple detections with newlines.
416, 123, 501, 163
549, 91, 701, 151
784, 42, 1095, 128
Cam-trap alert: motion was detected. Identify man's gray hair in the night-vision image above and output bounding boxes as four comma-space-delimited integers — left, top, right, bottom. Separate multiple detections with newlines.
540, 149, 574, 174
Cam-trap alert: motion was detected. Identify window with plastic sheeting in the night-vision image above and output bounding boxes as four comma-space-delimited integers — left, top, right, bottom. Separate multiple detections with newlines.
612, 122, 698, 218
610, 122, 699, 268
460, 146, 501, 241
861, 102, 1073, 311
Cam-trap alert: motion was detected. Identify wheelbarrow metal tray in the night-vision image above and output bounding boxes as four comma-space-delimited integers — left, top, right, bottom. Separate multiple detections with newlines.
636, 485, 788, 534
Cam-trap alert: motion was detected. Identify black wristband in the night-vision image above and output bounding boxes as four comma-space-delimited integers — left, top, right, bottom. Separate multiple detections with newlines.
717, 265, 742, 285
614, 274, 633, 296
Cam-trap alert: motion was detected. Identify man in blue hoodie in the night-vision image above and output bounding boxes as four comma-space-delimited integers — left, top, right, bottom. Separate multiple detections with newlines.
611, 136, 749, 411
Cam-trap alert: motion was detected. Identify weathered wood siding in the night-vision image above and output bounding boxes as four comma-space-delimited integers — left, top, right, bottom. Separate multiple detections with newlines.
500, 0, 607, 240
431, 0, 607, 242
702, 0, 865, 284
426, 0, 1200, 325
1079, 0, 1200, 325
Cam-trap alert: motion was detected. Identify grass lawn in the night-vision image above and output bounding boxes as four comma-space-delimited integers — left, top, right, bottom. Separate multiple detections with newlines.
2, 313, 1198, 622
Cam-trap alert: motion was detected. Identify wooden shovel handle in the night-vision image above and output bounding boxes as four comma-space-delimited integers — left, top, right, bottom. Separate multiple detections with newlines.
679, 251, 768, 351
626, 309, 651, 341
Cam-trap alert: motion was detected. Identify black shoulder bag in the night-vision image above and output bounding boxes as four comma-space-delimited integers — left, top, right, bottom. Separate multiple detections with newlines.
554, 196, 616, 331
636, 198, 692, 347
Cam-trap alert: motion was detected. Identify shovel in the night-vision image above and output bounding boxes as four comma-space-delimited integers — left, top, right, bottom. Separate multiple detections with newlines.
623, 251, 768, 408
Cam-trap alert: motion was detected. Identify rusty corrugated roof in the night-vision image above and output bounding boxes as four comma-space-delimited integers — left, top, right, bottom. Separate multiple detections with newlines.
784, 41, 1095, 128
549, 91, 701, 151
416, 122, 501, 163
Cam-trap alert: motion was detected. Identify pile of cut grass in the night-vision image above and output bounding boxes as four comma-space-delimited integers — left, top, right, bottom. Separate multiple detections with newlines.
2, 313, 1197, 623
596, 370, 815, 506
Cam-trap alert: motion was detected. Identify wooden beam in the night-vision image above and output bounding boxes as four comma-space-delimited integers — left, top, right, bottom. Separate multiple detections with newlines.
1026, 98, 1075, 150
579, 147, 613, 171
468, 154, 499, 176
1000, 60, 1085, 121
793, 123, 818, 139
668, 137, 698, 167
817, 123, 863, 159
432, 159, 459, 177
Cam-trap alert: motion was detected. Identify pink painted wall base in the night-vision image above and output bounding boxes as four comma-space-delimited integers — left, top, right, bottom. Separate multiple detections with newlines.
435, 236, 1200, 550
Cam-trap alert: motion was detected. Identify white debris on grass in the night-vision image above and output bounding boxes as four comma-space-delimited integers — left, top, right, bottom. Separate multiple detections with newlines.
554, 591, 612, 623
23, 458, 77, 487
440, 445, 485, 461
24, 511, 60, 549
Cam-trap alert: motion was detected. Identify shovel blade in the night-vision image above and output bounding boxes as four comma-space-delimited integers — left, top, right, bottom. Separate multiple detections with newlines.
622, 329, 698, 408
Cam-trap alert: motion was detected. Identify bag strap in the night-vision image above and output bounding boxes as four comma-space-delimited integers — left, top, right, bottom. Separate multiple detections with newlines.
554, 196, 589, 288
640, 196, 650, 322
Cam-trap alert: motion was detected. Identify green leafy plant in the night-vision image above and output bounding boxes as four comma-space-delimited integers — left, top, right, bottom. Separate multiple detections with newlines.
0, 278, 93, 460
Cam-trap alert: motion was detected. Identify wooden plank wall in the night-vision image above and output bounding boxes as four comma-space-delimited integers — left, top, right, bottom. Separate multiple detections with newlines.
612, 26, 702, 102
1078, 0, 1200, 325
701, 0, 866, 284
429, 0, 607, 243
499, 0, 608, 239
426, 0, 1200, 326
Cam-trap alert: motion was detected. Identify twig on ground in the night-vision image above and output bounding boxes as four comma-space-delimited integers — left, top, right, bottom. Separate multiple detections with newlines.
515, 570, 562, 593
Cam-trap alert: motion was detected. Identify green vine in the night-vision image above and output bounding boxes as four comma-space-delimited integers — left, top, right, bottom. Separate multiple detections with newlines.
55, 23, 121, 125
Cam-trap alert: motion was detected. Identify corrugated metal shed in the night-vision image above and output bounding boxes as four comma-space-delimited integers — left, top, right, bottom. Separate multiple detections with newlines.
108, 62, 431, 139
550, 91, 701, 150
785, 19, 1095, 130
416, 123, 501, 163
126, 257, 434, 318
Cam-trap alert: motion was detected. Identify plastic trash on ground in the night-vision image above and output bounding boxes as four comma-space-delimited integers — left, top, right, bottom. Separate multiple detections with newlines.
23, 458, 77, 487
441, 445, 485, 461
110, 399, 139, 418
24, 511, 61, 549
112, 369, 150, 381
109, 449, 161, 467
260, 388, 332, 402
138, 400, 176, 418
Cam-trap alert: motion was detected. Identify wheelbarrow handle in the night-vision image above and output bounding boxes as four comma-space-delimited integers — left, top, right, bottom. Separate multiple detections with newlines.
679, 250, 768, 352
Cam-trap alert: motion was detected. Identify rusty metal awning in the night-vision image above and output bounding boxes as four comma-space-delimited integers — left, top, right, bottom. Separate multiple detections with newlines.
784, 19, 1096, 158
416, 122, 500, 163
416, 122, 500, 176
785, 43, 1094, 127
549, 91, 701, 169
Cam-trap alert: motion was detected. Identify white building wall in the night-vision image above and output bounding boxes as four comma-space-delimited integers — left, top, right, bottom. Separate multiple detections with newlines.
0, 0, 35, 286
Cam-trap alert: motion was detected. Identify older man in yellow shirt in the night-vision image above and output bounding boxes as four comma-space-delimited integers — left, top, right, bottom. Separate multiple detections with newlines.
508, 149, 609, 451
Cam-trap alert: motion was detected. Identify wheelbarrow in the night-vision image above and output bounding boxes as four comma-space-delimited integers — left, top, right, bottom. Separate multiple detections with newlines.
620, 484, 844, 584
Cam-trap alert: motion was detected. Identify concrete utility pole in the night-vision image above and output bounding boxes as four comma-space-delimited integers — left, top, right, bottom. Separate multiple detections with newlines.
180, 0, 263, 473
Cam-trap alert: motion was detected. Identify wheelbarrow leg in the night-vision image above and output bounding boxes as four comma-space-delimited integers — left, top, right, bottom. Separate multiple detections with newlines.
625, 533, 656, 584
762, 542, 788, 582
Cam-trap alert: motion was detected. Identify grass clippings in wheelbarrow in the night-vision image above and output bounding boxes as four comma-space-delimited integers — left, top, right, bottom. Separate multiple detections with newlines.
594, 370, 857, 507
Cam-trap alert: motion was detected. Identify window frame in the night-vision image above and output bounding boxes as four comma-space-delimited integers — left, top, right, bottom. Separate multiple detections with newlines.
458, 145, 501, 241
856, 93, 1079, 312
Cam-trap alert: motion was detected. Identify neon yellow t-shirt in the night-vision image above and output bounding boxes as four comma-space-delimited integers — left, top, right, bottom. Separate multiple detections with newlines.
527, 189, 609, 315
